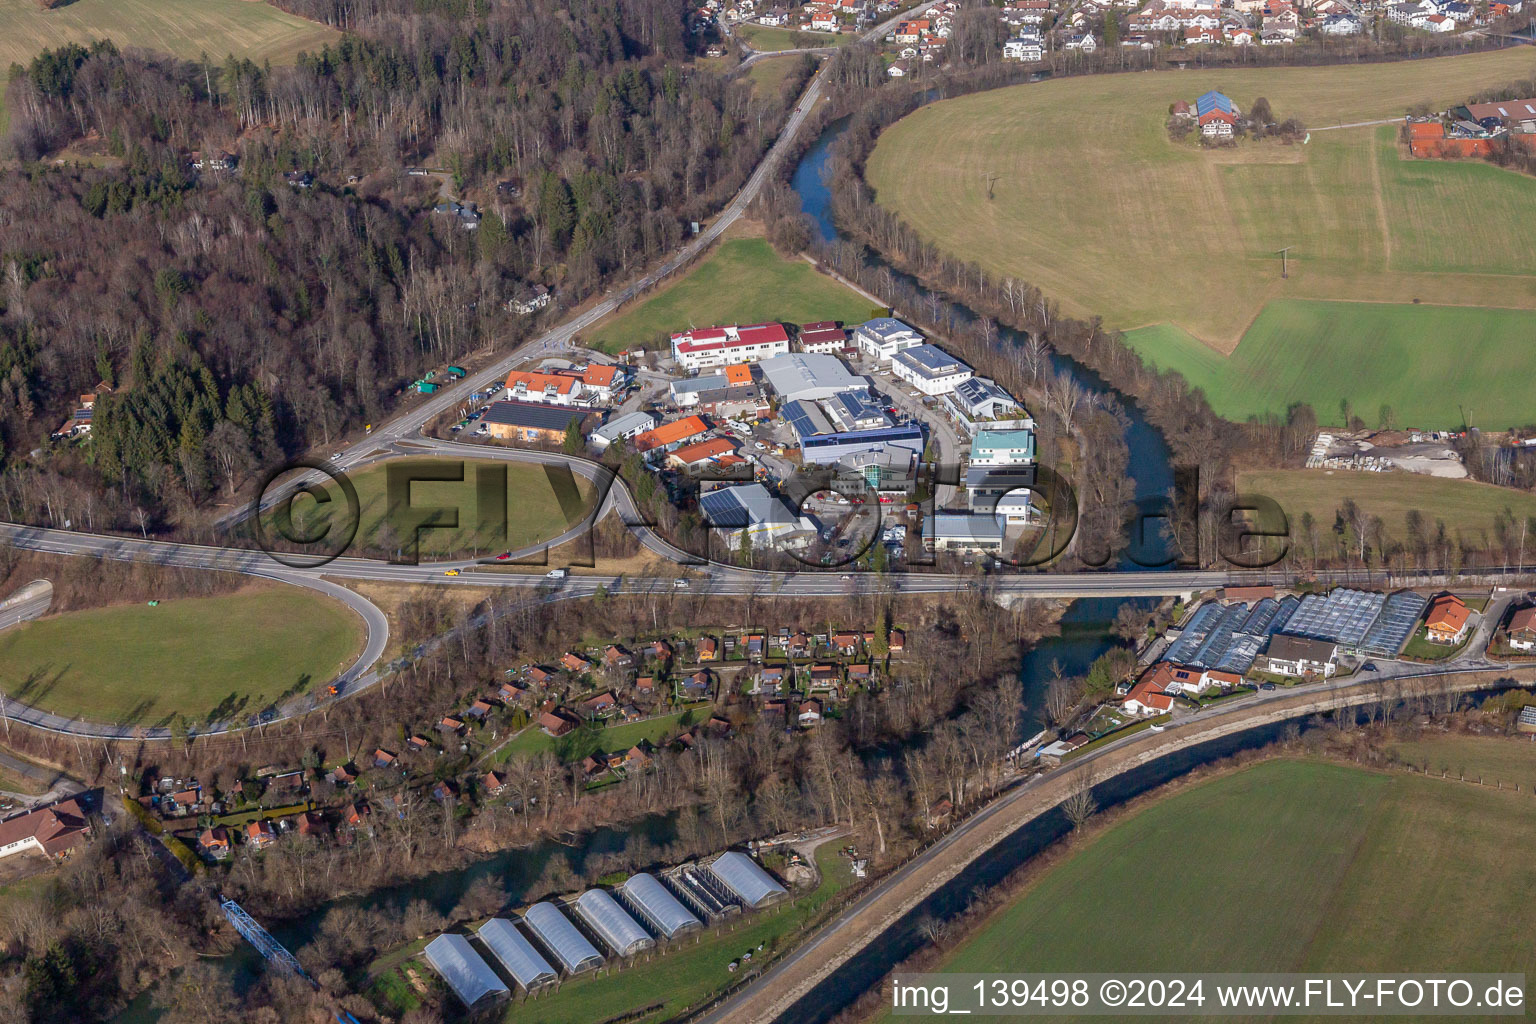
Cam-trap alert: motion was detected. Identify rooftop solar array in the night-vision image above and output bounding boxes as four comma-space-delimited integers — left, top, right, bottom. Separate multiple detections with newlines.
475, 919, 557, 990
522, 902, 604, 974
423, 934, 509, 1009
618, 873, 702, 939
699, 487, 750, 528
1361, 590, 1429, 656
706, 851, 788, 909
1284, 589, 1387, 649
573, 889, 654, 958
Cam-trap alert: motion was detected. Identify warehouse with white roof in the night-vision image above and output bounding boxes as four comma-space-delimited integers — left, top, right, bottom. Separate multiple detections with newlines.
759, 353, 869, 403
573, 889, 655, 958
522, 902, 604, 975
422, 933, 510, 1010
475, 918, 558, 992
705, 851, 788, 909
618, 873, 702, 939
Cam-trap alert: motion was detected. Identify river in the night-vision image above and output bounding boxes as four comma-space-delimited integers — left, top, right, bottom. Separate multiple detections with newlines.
118, 105, 1184, 1024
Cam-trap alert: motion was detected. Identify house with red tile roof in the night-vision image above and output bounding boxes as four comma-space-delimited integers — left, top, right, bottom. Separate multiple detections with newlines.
1122, 667, 1176, 716
0, 797, 93, 860
1425, 594, 1472, 645
245, 820, 277, 849
1508, 606, 1536, 652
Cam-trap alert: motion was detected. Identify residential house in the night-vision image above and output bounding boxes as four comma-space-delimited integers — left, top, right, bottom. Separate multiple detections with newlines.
683, 670, 713, 698
1003, 34, 1044, 60
854, 318, 924, 361
245, 820, 277, 850
432, 780, 460, 803
439, 715, 467, 736
889, 629, 906, 652
408, 734, 433, 752
528, 665, 556, 686
197, 827, 232, 860
603, 645, 634, 669
345, 802, 371, 829
1508, 606, 1536, 652
757, 666, 786, 696
562, 652, 594, 674
697, 637, 720, 662
831, 632, 861, 655
373, 748, 399, 769
499, 681, 530, 704
1264, 634, 1338, 678
483, 771, 506, 795
327, 764, 358, 787
797, 699, 824, 727
1063, 31, 1097, 50
580, 691, 618, 717
1318, 11, 1362, 32
1121, 672, 1175, 716
807, 663, 841, 694
633, 415, 711, 454
538, 709, 579, 737
764, 698, 789, 718
580, 363, 622, 403
891, 344, 973, 397
503, 369, 586, 406
635, 676, 657, 696
624, 745, 654, 772
1424, 595, 1472, 645
466, 698, 498, 720
670, 323, 790, 371
847, 663, 873, 685
786, 632, 813, 658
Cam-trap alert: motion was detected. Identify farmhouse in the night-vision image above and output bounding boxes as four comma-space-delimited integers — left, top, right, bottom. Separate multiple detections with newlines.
1423, 594, 1472, 645
1194, 90, 1238, 137
0, 796, 93, 861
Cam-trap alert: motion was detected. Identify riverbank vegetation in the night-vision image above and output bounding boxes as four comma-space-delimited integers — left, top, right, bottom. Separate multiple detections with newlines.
0, 586, 1061, 1019
838, 694, 1536, 1024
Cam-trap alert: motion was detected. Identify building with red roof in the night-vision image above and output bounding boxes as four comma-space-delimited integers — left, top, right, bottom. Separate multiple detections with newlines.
1424, 594, 1472, 645
670, 323, 790, 371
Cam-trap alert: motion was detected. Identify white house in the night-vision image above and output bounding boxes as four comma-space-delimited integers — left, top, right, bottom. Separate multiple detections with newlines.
1508, 607, 1536, 652
0, 797, 91, 861
854, 317, 924, 361
589, 411, 658, 451
891, 344, 973, 396
1063, 31, 1097, 50
1317, 12, 1362, 32
1003, 35, 1044, 60
1264, 635, 1338, 678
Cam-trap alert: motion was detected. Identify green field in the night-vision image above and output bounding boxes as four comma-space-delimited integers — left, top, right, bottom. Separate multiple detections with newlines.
492, 710, 696, 764
0, 0, 337, 70
736, 23, 848, 52
1126, 300, 1536, 428
1235, 468, 1536, 551
746, 55, 805, 99
902, 759, 1536, 1020
589, 238, 876, 353
1389, 734, 1536, 785
0, 587, 360, 725
866, 51, 1536, 424
281, 458, 592, 559
501, 843, 854, 1024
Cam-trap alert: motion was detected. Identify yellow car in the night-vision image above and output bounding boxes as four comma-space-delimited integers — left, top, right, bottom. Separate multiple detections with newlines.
444, 569, 460, 576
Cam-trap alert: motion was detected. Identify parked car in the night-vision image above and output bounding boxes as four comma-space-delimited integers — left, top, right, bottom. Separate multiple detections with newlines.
546, 568, 569, 579
1259, 682, 1277, 691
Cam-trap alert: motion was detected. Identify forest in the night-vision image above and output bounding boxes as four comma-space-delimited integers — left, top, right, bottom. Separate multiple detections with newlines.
0, 0, 804, 535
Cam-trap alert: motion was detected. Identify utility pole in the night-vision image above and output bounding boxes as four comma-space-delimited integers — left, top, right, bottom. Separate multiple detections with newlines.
1276, 246, 1293, 279
985, 172, 1000, 200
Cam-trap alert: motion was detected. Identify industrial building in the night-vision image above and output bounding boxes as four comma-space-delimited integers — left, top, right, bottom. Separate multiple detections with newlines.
798, 423, 926, 465
422, 933, 510, 1010
854, 317, 924, 361
522, 902, 604, 975
923, 512, 1006, 554
891, 344, 973, 396
699, 483, 817, 549
759, 353, 869, 403
480, 401, 589, 444
966, 468, 1039, 522
824, 391, 892, 432
705, 851, 789, 909
475, 919, 558, 992
572, 889, 656, 958
617, 873, 703, 939
671, 323, 790, 371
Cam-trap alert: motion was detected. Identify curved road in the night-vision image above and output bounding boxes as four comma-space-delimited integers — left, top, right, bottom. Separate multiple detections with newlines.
696, 665, 1535, 1024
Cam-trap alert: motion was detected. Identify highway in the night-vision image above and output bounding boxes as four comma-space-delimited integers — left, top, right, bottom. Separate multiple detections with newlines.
0, 579, 51, 633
